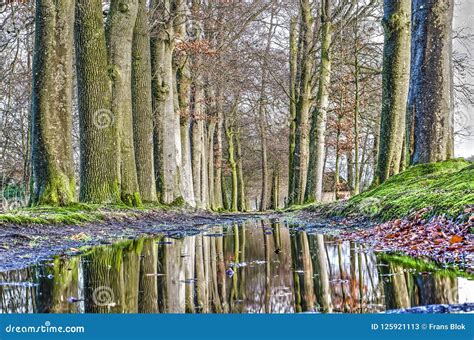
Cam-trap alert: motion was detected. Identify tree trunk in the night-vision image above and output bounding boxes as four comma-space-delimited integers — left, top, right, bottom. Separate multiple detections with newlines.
212, 90, 224, 210
236, 132, 246, 212
287, 17, 298, 204
225, 123, 238, 212
270, 170, 280, 210
408, 0, 454, 165
175, 0, 196, 207
290, 0, 315, 205
375, 0, 411, 184
150, 0, 184, 204
75, 0, 121, 203
132, 0, 157, 202
307, 1, 332, 202
107, 0, 141, 206
31, 0, 76, 205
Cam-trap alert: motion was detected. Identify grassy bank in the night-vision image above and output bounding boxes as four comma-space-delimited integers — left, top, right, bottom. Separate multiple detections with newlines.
0, 202, 175, 225
305, 158, 474, 221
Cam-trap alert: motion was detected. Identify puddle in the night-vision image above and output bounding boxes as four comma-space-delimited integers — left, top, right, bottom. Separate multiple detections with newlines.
0, 219, 472, 313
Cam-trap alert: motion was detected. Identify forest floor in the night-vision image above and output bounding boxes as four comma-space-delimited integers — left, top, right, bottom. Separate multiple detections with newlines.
291, 158, 474, 273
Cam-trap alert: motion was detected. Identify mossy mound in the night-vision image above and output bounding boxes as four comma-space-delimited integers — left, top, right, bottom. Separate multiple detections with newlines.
311, 158, 474, 221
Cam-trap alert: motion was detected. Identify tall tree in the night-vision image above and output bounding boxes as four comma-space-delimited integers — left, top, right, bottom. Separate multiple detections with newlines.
306, 0, 333, 202
290, 0, 315, 205
408, 0, 455, 165
132, 0, 157, 202
75, 0, 121, 203
175, 0, 196, 207
107, 0, 141, 206
151, 0, 184, 204
287, 17, 298, 203
375, 0, 411, 184
31, 0, 76, 205
190, 0, 209, 209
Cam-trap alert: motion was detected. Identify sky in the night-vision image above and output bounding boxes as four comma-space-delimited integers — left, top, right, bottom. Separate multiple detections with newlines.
453, 0, 474, 158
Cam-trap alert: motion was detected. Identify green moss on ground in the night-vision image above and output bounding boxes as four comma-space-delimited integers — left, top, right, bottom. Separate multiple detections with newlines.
307, 158, 474, 221
0, 202, 170, 225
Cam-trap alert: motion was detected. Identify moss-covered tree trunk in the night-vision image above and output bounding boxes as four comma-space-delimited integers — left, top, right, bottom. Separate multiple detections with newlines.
287, 17, 298, 206
75, 0, 121, 203
31, 0, 76, 206
375, 0, 411, 184
306, 0, 332, 202
290, 0, 314, 205
150, 0, 184, 204
408, 0, 454, 165
132, 0, 157, 202
106, 0, 141, 206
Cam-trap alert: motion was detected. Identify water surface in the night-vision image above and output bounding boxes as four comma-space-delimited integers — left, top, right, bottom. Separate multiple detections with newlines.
0, 219, 472, 313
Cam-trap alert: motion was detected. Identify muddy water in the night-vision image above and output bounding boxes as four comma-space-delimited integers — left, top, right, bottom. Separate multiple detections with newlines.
0, 219, 472, 313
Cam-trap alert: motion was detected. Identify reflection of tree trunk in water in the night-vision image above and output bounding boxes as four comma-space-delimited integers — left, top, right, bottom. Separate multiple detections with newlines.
316, 235, 332, 312
203, 235, 211, 309
157, 239, 185, 313
290, 230, 302, 312
378, 258, 410, 310
262, 221, 272, 313
139, 239, 158, 313
195, 234, 209, 312
37, 257, 80, 313
83, 245, 125, 313
230, 223, 240, 311
416, 273, 457, 306
357, 245, 364, 312
122, 240, 143, 313
290, 231, 315, 311
337, 243, 347, 312
239, 224, 247, 306
215, 227, 228, 312
209, 236, 222, 312
349, 242, 357, 312
272, 221, 282, 250
183, 236, 195, 313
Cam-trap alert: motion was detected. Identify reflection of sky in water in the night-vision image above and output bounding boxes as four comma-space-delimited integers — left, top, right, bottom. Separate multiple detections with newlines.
0, 219, 472, 314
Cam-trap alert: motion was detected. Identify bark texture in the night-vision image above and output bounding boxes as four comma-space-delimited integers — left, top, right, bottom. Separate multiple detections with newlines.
151, 0, 184, 204
375, 0, 411, 184
408, 0, 454, 165
290, 0, 314, 205
31, 0, 76, 205
107, 0, 141, 206
132, 0, 157, 202
75, 0, 121, 203
307, 0, 332, 202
